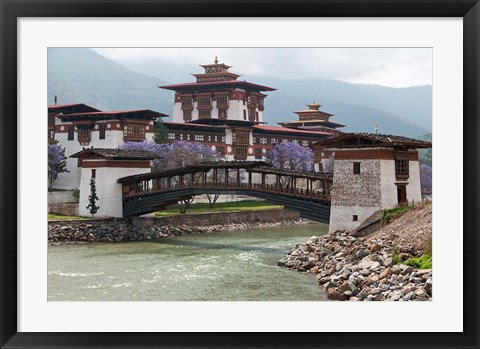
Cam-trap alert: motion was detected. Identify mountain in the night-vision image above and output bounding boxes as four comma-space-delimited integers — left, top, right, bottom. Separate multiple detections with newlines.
253, 76, 431, 132
48, 48, 431, 137
417, 133, 432, 166
48, 48, 174, 112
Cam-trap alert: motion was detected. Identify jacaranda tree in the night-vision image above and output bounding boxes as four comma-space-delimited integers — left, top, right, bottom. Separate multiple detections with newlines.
419, 164, 432, 196
48, 141, 69, 190
266, 141, 314, 171
120, 140, 220, 212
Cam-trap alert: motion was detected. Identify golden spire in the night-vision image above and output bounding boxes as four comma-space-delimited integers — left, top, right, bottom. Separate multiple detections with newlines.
214, 56, 218, 64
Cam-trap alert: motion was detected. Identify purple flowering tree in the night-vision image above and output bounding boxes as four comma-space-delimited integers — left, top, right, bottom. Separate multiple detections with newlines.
48, 141, 69, 190
420, 164, 432, 196
266, 141, 314, 171
152, 141, 219, 171
120, 141, 220, 212
119, 140, 165, 154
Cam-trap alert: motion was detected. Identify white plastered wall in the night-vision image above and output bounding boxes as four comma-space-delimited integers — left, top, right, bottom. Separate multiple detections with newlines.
78, 165, 150, 218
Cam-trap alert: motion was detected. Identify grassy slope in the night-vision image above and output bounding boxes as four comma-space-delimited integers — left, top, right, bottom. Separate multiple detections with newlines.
155, 201, 282, 217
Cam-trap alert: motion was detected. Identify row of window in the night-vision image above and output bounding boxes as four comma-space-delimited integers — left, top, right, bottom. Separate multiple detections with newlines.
180, 95, 264, 109
253, 137, 311, 147
167, 133, 226, 143
181, 95, 229, 108
66, 124, 143, 142
183, 109, 228, 120
352, 158, 410, 179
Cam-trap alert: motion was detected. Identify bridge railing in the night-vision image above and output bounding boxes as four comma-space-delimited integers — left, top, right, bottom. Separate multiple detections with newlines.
123, 179, 330, 201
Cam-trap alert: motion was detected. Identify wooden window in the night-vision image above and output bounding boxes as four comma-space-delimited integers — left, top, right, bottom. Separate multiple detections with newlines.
123, 125, 146, 141
168, 133, 175, 140
194, 134, 204, 141
181, 97, 192, 108
260, 137, 267, 145
77, 158, 83, 167
216, 95, 228, 106
67, 126, 74, 141
233, 131, 249, 144
234, 146, 247, 160
395, 157, 409, 179
218, 109, 228, 119
353, 215, 358, 221
197, 97, 211, 108
258, 98, 264, 109
91, 169, 96, 179
48, 115, 55, 126
77, 127, 91, 144
353, 162, 361, 174
255, 148, 263, 159
243, 110, 247, 120
99, 124, 106, 139
248, 108, 256, 121
221, 136, 226, 143
198, 109, 211, 119
183, 110, 192, 121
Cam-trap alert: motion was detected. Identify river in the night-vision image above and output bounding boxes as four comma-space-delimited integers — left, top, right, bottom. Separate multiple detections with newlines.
48, 223, 329, 301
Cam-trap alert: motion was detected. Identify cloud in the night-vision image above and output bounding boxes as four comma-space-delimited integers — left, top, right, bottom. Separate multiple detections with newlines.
93, 47, 432, 88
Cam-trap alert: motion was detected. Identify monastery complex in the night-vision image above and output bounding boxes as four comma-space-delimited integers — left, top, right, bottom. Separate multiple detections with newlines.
48, 58, 431, 231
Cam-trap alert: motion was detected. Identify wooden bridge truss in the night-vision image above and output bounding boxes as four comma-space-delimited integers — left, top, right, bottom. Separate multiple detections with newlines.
117, 161, 333, 223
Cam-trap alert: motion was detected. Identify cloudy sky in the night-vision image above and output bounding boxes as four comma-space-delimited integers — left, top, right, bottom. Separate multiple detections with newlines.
93, 47, 432, 88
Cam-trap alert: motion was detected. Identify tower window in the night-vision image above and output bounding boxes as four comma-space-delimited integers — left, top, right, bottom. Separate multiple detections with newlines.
91, 169, 96, 179
353, 162, 361, 174
183, 110, 192, 121
353, 215, 358, 221
218, 109, 228, 119
395, 156, 409, 179
99, 124, 106, 139
67, 126, 74, 141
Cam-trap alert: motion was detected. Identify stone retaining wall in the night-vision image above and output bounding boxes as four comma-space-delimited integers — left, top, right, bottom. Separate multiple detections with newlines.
48, 191, 78, 204
130, 209, 300, 228
48, 203, 79, 216
48, 209, 306, 244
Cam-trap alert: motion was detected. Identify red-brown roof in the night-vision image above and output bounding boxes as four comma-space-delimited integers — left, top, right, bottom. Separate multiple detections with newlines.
163, 121, 227, 129
159, 80, 276, 92
70, 148, 157, 160
313, 133, 432, 149
253, 125, 332, 136
58, 109, 168, 121
48, 103, 101, 113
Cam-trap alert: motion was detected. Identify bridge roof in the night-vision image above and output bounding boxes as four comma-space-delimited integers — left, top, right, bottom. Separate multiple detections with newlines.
252, 166, 333, 180
117, 161, 270, 182
71, 148, 157, 160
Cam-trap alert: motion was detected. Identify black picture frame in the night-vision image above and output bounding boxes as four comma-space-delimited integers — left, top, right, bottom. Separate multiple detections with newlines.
1, 1, 479, 348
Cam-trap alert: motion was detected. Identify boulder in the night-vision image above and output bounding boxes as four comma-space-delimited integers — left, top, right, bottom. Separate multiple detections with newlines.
327, 288, 348, 301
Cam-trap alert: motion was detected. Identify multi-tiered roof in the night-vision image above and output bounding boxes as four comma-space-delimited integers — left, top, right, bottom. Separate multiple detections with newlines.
279, 101, 344, 132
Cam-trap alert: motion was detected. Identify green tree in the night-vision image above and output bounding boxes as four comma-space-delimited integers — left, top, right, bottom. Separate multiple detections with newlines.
86, 179, 100, 217
153, 121, 168, 144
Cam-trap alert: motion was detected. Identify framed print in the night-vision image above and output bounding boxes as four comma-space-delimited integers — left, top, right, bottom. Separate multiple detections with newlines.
1, 0, 479, 348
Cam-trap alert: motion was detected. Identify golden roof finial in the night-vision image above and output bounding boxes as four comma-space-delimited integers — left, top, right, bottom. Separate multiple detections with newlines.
214, 56, 218, 64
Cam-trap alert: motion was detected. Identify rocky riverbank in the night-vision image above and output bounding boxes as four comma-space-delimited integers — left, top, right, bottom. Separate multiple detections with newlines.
48, 218, 313, 245
278, 203, 432, 301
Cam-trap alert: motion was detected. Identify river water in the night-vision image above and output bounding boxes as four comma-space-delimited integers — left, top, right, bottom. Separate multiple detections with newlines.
48, 223, 329, 301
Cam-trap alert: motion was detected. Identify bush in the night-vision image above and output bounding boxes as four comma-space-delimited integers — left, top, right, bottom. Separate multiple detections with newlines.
404, 255, 432, 269
391, 247, 403, 264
